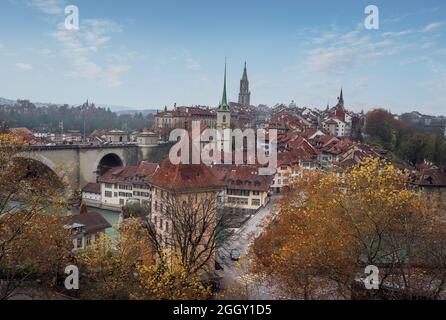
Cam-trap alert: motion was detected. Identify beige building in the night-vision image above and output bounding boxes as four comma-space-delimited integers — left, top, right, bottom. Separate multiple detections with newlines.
66, 211, 111, 251
137, 131, 158, 146
148, 160, 225, 271
97, 162, 159, 211
155, 106, 216, 140
106, 130, 130, 143
211, 165, 273, 214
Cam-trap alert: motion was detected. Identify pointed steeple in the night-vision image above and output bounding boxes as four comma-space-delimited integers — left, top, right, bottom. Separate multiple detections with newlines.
242, 61, 248, 81
339, 88, 344, 108
238, 61, 251, 106
218, 61, 229, 111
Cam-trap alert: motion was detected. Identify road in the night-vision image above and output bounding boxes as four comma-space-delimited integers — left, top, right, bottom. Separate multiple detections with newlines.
217, 196, 282, 299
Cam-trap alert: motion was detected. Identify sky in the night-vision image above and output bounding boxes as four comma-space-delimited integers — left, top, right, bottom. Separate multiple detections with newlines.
0, 0, 445, 115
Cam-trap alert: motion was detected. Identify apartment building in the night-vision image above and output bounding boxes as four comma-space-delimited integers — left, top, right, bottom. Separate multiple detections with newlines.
211, 165, 273, 214
97, 162, 159, 211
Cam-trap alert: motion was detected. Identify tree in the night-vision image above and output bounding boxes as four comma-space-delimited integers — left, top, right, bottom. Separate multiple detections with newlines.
0, 134, 71, 299
252, 158, 446, 299
76, 217, 210, 300
365, 109, 403, 150
142, 192, 228, 276
75, 219, 153, 299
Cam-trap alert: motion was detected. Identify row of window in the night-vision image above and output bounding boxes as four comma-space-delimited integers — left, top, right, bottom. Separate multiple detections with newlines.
134, 191, 150, 197
227, 189, 260, 196
105, 183, 150, 190
105, 191, 150, 199
227, 197, 262, 207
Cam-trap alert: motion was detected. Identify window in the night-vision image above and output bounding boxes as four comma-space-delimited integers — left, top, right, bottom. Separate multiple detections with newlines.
223, 115, 227, 123
86, 236, 91, 246
252, 191, 260, 196
76, 238, 82, 249
160, 218, 163, 229
105, 191, 113, 198
119, 199, 124, 205
227, 189, 250, 196
165, 221, 169, 233
252, 199, 261, 206
105, 183, 113, 189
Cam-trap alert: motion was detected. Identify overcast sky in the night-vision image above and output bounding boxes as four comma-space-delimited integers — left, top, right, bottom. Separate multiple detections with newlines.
0, 0, 445, 115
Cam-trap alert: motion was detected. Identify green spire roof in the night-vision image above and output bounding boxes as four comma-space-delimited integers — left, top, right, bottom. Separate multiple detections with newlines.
218, 62, 229, 111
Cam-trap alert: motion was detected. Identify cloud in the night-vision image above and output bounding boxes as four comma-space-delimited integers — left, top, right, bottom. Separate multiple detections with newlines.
15, 62, 33, 70
383, 30, 413, 37
52, 19, 131, 87
423, 22, 444, 33
303, 28, 406, 75
185, 57, 201, 70
28, 0, 65, 14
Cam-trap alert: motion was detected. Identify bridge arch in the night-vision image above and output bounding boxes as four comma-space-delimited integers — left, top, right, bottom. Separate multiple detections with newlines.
15, 152, 69, 186
94, 151, 125, 178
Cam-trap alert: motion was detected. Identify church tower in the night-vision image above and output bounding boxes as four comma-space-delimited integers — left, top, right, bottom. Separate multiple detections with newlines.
217, 62, 231, 131
238, 62, 251, 106
217, 63, 231, 152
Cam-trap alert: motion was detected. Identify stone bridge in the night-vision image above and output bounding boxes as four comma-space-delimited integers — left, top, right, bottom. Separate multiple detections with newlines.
18, 144, 138, 194
17, 143, 172, 194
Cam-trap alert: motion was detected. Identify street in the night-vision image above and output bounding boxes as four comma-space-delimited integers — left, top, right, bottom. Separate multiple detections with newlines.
217, 196, 282, 299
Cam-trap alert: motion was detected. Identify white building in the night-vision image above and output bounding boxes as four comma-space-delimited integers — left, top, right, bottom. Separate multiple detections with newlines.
323, 117, 350, 137
97, 162, 159, 211
81, 183, 101, 207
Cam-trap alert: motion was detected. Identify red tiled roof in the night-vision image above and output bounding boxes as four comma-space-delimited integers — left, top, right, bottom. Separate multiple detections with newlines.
415, 168, 446, 187
82, 182, 101, 194
149, 160, 225, 193
72, 211, 112, 234
98, 162, 159, 185
211, 164, 273, 192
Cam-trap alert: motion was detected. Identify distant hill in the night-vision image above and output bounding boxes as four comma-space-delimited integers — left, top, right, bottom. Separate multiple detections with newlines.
0, 97, 158, 115
115, 109, 159, 116
0, 97, 15, 106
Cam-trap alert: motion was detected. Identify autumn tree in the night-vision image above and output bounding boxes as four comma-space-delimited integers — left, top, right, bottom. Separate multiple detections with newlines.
75, 218, 153, 299
252, 158, 446, 300
0, 134, 71, 299
142, 192, 228, 276
76, 217, 210, 300
365, 109, 403, 151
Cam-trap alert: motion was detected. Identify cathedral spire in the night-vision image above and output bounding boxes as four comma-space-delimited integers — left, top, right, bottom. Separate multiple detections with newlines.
238, 61, 251, 106
242, 61, 248, 81
218, 61, 229, 111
